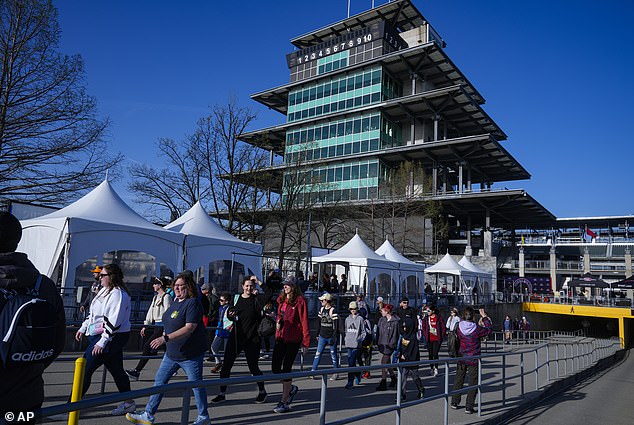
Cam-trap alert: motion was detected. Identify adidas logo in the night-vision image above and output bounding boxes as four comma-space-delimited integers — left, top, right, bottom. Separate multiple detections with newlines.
11, 349, 54, 362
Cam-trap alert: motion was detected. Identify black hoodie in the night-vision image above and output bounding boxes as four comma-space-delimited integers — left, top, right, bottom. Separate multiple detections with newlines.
0, 252, 66, 414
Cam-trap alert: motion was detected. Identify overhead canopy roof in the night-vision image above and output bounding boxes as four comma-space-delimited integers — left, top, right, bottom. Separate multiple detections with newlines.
231, 134, 529, 191
252, 42, 484, 115
425, 252, 470, 276
290, 0, 429, 49
243, 85, 505, 155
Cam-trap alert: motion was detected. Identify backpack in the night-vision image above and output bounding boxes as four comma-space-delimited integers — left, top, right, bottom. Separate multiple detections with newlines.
0, 275, 59, 367
361, 318, 373, 346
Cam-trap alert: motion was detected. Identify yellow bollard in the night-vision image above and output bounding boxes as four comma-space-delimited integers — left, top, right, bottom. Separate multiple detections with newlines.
68, 357, 86, 425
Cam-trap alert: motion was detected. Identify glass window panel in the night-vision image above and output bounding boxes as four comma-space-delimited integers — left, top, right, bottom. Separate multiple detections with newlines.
337, 122, 345, 137
326, 168, 334, 182
353, 141, 361, 154
372, 69, 381, 85
355, 75, 363, 89
328, 146, 336, 157
346, 99, 353, 109
359, 164, 368, 178
368, 187, 377, 199
339, 80, 346, 92
359, 187, 368, 200
361, 140, 369, 152
362, 117, 370, 131
354, 97, 362, 107
321, 147, 328, 159
351, 165, 359, 179
344, 143, 352, 155
324, 82, 331, 97
316, 106, 322, 115
362, 94, 371, 104
324, 104, 331, 113
336, 145, 344, 156
330, 124, 337, 138
335, 167, 343, 181
353, 118, 361, 133
369, 163, 378, 177
345, 121, 353, 134
350, 188, 358, 200
307, 129, 314, 142
363, 72, 372, 87
371, 115, 380, 130
343, 166, 351, 180
309, 87, 316, 101
346, 77, 354, 92
370, 139, 379, 150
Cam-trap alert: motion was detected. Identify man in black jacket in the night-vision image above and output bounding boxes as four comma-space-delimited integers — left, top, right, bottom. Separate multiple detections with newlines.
0, 212, 66, 420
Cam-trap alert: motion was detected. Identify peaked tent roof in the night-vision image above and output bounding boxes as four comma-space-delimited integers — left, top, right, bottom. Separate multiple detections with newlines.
164, 201, 262, 278
425, 253, 471, 276
313, 234, 394, 265
165, 201, 250, 243
375, 239, 426, 272
42, 179, 165, 230
458, 256, 491, 277
568, 273, 608, 288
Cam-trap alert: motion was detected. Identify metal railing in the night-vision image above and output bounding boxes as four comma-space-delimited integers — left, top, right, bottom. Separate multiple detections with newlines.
38, 332, 621, 425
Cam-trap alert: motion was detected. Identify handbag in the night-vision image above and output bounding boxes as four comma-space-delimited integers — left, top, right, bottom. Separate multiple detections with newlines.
87, 322, 104, 335
258, 316, 276, 338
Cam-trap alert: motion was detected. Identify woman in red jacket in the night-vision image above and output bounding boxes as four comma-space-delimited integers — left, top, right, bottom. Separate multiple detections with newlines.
421, 304, 446, 376
271, 276, 310, 414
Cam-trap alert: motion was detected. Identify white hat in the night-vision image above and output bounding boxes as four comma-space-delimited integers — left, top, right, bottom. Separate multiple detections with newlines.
376, 296, 384, 302
319, 293, 333, 301
348, 301, 358, 310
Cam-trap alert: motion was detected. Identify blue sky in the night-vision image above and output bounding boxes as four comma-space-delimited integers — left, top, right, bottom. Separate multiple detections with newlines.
55, 0, 634, 219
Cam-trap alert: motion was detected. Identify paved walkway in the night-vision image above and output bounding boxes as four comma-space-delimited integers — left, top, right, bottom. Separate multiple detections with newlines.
38, 337, 618, 425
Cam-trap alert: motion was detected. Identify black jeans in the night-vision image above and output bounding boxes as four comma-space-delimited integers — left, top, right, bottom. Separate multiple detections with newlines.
219, 333, 264, 393
134, 325, 164, 372
427, 340, 441, 369
80, 332, 131, 398
452, 362, 479, 409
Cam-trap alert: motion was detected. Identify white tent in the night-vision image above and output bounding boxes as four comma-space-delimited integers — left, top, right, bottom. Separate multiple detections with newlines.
424, 253, 478, 296
164, 201, 263, 282
17, 180, 185, 293
312, 234, 398, 293
375, 239, 426, 296
459, 256, 493, 295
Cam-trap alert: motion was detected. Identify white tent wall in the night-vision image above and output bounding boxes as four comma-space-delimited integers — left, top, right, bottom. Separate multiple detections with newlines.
18, 217, 68, 276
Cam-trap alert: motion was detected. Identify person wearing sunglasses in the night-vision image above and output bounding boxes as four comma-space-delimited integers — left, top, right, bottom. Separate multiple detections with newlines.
209, 292, 232, 373
76, 263, 135, 416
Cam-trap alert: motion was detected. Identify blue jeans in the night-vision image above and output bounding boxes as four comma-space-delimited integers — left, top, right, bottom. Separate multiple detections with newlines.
311, 336, 338, 370
145, 354, 209, 421
346, 348, 361, 384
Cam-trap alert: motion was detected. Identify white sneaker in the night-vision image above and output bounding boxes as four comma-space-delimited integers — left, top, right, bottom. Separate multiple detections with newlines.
125, 411, 154, 424
329, 373, 339, 381
112, 401, 136, 415
433, 368, 439, 377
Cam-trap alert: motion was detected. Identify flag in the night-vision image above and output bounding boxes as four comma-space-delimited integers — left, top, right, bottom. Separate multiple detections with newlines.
585, 226, 597, 238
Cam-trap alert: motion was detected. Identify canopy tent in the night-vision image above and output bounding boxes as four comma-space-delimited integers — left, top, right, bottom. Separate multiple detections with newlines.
459, 256, 493, 295
375, 239, 426, 296
568, 273, 609, 289
17, 179, 185, 294
312, 234, 398, 294
611, 276, 634, 290
164, 201, 263, 284
424, 253, 477, 296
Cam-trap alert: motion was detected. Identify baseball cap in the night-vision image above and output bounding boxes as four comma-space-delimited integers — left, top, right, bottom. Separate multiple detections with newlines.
91, 266, 102, 273
376, 296, 384, 302
201, 283, 210, 291
319, 293, 333, 301
348, 301, 358, 310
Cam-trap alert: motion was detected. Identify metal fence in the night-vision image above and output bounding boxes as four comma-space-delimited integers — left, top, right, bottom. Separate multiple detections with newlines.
38, 331, 621, 425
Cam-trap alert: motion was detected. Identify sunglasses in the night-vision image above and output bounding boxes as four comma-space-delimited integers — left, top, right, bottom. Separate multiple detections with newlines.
99, 273, 111, 277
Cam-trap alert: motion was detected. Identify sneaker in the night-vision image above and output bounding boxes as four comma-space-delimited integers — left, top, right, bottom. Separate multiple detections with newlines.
192, 417, 211, 425
355, 376, 361, 385
344, 382, 353, 390
126, 369, 140, 381
329, 373, 339, 381
287, 385, 299, 404
259, 353, 270, 360
125, 411, 154, 425
433, 368, 439, 377
255, 390, 267, 404
211, 394, 226, 404
465, 407, 476, 414
211, 363, 222, 373
450, 403, 459, 410
274, 402, 291, 413
112, 401, 136, 416
362, 371, 371, 379
417, 389, 425, 399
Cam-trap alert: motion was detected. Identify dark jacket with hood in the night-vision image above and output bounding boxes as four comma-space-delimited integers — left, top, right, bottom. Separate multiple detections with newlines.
0, 252, 66, 414
456, 317, 492, 366
398, 314, 420, 367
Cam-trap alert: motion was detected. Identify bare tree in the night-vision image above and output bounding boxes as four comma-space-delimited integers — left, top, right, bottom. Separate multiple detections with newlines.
194, 98, 267, 234
128, 137, 208, 222
0, 0, 117, 205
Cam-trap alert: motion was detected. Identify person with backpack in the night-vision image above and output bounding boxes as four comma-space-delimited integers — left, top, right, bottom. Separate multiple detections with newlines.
209, 292, 232, 373
397, 307, 425, 401
271, 276, 310, 413
211, 278, 267, 404
358, 306, 373, 379
375, 303, 399, 391
77, 263, 135, 416
451, 307, 492, 414
126, 276, 173, 381
310, 292, 340, 380
420, 304, 446, 376
344, 301, 367, 390
0, 212, 65, 420
446, 307, 461, 357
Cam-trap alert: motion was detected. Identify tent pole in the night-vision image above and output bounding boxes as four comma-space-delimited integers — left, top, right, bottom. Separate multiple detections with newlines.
230, 253, 236, 292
